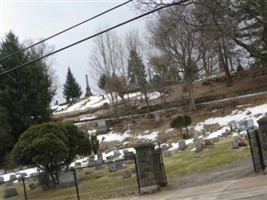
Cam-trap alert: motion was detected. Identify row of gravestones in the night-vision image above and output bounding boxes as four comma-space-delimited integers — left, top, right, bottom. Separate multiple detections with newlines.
162, 136, 221, 158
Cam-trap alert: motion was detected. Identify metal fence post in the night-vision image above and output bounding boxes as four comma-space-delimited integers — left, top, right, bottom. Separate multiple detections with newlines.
22, 177, 28, 200
72, 169, 80, 200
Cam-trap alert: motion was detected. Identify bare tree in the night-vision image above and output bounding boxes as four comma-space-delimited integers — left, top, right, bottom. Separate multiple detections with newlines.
134, 0, 191, 12
147, 6, 201, 110
193, 0, 267, 66
89, 30, 122, 119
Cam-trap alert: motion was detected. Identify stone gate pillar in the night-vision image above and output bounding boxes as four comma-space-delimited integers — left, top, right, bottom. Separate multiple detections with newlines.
257, 117, 267, 168
134, 143, 163, 194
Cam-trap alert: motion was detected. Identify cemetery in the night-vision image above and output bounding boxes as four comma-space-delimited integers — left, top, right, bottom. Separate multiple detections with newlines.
0, 133, 252, 199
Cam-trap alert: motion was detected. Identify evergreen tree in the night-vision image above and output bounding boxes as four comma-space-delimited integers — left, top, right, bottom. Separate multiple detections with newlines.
98, 73, 107, 90
0, 32, 55, 165
127, 50, 147, 87
63, 67, 82, 103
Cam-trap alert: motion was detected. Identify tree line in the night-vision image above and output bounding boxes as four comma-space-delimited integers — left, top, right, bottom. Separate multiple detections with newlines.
88, 0, 267, 115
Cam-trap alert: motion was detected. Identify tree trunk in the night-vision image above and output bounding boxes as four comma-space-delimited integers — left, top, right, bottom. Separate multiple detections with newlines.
184, 67, 196, 111
218, 40, 232, 86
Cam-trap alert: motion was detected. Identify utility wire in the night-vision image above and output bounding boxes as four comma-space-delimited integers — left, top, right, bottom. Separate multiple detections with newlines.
0, 2, 181, 77
0, 0, 133, 63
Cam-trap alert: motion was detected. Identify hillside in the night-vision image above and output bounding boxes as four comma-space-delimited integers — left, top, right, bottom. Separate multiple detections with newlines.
53, 66, 267, 150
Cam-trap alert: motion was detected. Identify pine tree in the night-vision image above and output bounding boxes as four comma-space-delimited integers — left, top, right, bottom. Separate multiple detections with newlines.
0, 32, 55, 165
127, 50, 147, 87
98, 73, 107, 90
63, 67, 82, 103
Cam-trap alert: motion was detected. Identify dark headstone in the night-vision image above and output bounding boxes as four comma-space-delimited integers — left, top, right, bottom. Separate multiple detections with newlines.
163, 151, 171, 158
113, 149, 121, 157
29, 183, 37, 190
0, 176, 4, 183
88, 155, 96, 167
178, 140, 187, 150
204, 139, 213, 147
195, 141, 203, 152
5, 181, 13, 186
108, 163, 118, 172
4, 188, 18, 198
103, 103, 109, 109
221, 129, 231, 137
95, 174, 102, 179
121, 170, 131, 178
211, 137, 220, 143
124, 152, 135, 160
58, 171, 75, 188
74, 162, 82, 168
115, 160, 124, 169
95, 159, 104, 170
9, 174, 16, 182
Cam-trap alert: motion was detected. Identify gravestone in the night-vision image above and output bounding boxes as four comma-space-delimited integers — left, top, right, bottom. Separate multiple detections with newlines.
13, 168, 20, 172
113, 149, 121, 157
9, 174, 16, 182
0, 176, 4, 183
193, 132, 200, 142
161, 144, 169, 150
30, 172, 39, 178
95, 159, 104, 170
108, 163, 117, 172
5, 181, 13, 186
88, 155, 96, 167
163, 151, 171, 158
103, 102, 109, 109
154, 113, 162, 123
212, 137, 220, 143
124, 151, 135, 160
232, 139, 239, 149
97, 153, 104, 162
115, 160, 124, 169
204, 139, 213, 147
29, 183, 37, 190
4, 188, 18, 198
221, 129, 231, 137
58, 171, 75, 188
178, 140, 187, 150
195, 141, 203, 152
121, 170, 132, 178
97, 119, 108, 134
0, 169, 5, 175
74, 162, 82, 169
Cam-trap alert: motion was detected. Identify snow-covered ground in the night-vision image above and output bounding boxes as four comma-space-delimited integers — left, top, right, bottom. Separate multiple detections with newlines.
52, 91, 161, 114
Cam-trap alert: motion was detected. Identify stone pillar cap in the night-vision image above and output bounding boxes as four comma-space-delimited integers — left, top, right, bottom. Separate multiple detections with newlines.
258, 117, 267, 124
134, 143, 155, 150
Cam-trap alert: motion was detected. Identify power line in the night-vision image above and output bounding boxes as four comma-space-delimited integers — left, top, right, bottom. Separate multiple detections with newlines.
0, 0, 133, 63
0, 2, 182, 77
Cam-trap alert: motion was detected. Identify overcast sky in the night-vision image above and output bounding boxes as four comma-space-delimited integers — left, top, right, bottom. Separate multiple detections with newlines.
0, 0, 145, 104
